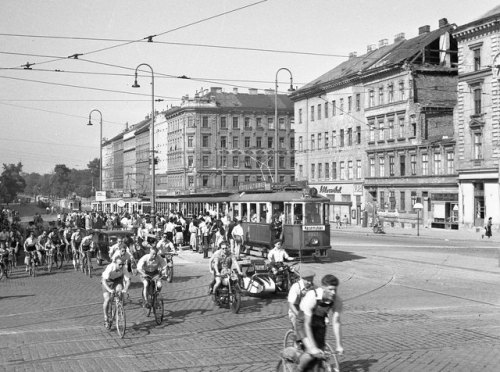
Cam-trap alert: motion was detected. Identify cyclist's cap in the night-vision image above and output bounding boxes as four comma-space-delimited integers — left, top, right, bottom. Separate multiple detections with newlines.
300, 269, 315, 280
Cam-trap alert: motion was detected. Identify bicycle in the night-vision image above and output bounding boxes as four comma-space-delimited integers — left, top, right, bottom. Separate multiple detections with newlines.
142, 274, 164, 325
280, 329, 340, 372
46, 247, 54, 273
81, 249, 93, 278
27, 251, 37, 277
55, 244, 64, 269
105, 290, 126, 338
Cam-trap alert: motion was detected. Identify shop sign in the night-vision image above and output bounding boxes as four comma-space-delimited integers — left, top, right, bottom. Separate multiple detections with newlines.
318, 185, 342, 193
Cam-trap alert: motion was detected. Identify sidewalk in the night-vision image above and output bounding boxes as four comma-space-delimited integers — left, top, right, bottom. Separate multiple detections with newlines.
335, 223, 500, 244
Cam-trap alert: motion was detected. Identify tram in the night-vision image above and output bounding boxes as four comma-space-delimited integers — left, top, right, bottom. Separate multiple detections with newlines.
90, 197, 149, 214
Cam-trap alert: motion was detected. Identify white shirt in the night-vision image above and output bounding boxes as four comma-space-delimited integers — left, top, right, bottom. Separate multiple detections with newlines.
102, 262, 131, 281
268, 247, 290, 263
137, 253, 167, 273
299, 287, 343, 316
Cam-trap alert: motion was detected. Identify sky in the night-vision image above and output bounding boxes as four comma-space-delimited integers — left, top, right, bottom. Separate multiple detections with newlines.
1, 0, 499, 174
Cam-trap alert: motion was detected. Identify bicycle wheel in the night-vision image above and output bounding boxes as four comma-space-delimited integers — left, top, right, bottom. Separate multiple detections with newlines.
57, 251, 63, 269
0, 265, 4, 280
106, 297, 116, 330
324, 343, 340, 372
166, 266, 173, 283
7, 260, 13, 276
115, 300, 126, 338
153, 294, 164, 325
283, 329, 296, 349
47, 255, 52, 273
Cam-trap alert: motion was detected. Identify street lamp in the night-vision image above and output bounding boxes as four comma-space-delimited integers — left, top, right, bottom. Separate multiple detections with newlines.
132, 63, 156, 221
274, 68, 294, 184
87, 109, 103, 192
413, 202, 423, 236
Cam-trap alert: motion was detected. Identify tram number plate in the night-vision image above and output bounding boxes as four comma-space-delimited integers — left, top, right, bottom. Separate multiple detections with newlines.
302, 225, 325, 231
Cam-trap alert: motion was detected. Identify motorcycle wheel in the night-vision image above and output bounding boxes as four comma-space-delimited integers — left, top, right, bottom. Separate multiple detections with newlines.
229, 291, 241, 314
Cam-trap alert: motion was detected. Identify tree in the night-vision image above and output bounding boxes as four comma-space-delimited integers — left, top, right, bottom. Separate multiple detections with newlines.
87, 158, 100, 181
0, 162, 26, 203
50, 164, 72, 197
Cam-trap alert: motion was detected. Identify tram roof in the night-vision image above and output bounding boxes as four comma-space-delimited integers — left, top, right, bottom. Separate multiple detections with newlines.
177, 191, 330, 203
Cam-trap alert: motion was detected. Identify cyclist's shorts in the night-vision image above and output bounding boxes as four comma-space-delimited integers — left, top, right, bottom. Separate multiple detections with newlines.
143, 270, 159, 280
81, 245, 91, 252
295, 316, 326, 349
102, 277, 124, 293
26, 245, 36, 252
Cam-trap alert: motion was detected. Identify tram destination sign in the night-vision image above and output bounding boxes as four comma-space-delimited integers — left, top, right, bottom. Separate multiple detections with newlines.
238, 182, 271, 192
302, 225, 326, 231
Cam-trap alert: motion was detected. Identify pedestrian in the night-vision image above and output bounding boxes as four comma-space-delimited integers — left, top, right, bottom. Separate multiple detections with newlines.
483, 217, 493, 239
335, 214, 341, 229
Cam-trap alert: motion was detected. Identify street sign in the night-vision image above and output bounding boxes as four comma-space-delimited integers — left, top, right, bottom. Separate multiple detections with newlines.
95, 191, 106, 202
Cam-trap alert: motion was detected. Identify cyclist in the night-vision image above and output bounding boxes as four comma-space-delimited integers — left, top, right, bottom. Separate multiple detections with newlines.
287, 269, 315, 332
47, 227, 62, 266
36, 230, 49, 265
295, 274, 344, 372
108, 237, 124, 259
136, 246, 167, 308
268, 239, 295, 290
79, 230, 94, 271
157, 233, 176, 256
62, 225, 73, 260
101, 257, 131, 327
210, 240, 242, 297
23, 230, 38, 271
71, 228, 84, 271
111, 244, 134, 274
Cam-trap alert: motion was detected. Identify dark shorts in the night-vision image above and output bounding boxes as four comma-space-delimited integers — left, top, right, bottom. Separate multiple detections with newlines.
102, 276, 124, 293
295, 316, 327, 349
81, 245, 91, 252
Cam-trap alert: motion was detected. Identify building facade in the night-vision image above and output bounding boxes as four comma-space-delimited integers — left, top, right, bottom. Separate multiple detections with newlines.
453, 6, 500, 229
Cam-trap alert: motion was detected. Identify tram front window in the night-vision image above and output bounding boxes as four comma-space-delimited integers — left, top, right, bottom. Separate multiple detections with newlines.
294, 204, 303, 224
305, 202, 323, 224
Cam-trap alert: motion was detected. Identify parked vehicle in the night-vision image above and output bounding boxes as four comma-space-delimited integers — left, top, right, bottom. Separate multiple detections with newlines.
93, 230, 134, 266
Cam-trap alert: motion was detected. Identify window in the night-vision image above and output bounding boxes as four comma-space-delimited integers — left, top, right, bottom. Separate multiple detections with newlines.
245, 156, 251, 168
388, 84, 394, 103
311, 134, 315, 150
389, 191, 396, 210
244, 117, 251, 129
400, 155, 406, 176
268, 156, 274, 168
290, 156, 294, 168
318, 163, 323, 179
356, 160, 362, 179
220, 136, 227, 148
332, 130, 337, 147
398, 116, 405, 138
233, 176, 238, 187
340, 161, 345, 180
202, 175, 209, 187
447, 152, 454, 174
389, 156, 395, 176
325, 163, 330, 179
202, 116, 209, 128
220, 116, 227, 129
317, 104, 322, 120
410, 154, 417, 175
332, 101, 336, 116
299, 164, 303, 178
339, 98, 344, 114
232, 136, 239, 148
315, 133, 320, 150
348, 161, 353, 179
388, 118, 394, 139
369, 123, 375, 142
279, 137, 285, 149
399, 81, 405, 100
256, 136, 262, 148
356, 94, 361, 111
332, 162, 337, 179
298, 109, 303, 124
268, 137, 273, 148
422, 154, 429, 175
474, 87, 482, 115
340, 129, 345, 147
268, 117, 275, 130
188, 135, 194, 147
379, 157, 385, 177
411, 120, 417, 137
474, 48, 481, 71
279, 117, 285, 129
324, 102, 329, 118
400, 191, 406, 211
202, 155, 209, 168
378, 120, 385, 141
325, 132, 329, 148
298, 136, 303, 151
256, 117, 263, 128
380, 191, 385, 208
474, 132, 483, 159
433, 153, 442, 175
232, 116, 239, 129
188, 156, 193, 167
202, 135, 209, 147
245, 175, 250, 183
348, 96, 352, 112
347, 128, 352, 146
369, 90, 375, 107
378, 87, 384, 105
221, 155, 227, 167
310, 106, 315, 121
188, 176, 194, 187
311, 164, 315, 179
233, 156, 239, 168
356, 126, 361, 144
369, 158, 375, 177
411, 191, 417, 208
244, 137, 250, 148
291, 137, 295, 150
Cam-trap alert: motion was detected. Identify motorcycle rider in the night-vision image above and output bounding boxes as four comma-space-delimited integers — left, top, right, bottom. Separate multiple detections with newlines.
267, 238, 294, 290
210, 240, 242, 298
287, 269, 315, 332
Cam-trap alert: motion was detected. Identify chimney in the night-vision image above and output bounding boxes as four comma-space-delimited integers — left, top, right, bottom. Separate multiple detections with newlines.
210, 87, 223, 94
248, 88, 258, 95
349, 51, 357, 59
419, 25, 430, 35
379, 39, 388, 48
367, 44, 377, 52
264, 89, 275, 95
394, 32, 405, 43
233, 87, 238, 94
439, 18, 449, 28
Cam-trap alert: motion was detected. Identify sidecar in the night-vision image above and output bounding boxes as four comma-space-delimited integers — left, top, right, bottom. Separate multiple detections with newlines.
240, 259, 276, 295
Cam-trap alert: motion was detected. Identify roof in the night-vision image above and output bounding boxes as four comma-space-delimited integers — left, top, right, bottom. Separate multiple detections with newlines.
478, 5, 500, 20
201, 91, 293, 111
294, 25, 454, 96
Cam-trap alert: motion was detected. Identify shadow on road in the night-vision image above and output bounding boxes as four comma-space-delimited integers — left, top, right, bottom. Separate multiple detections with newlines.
330, 250, 366, 263
340, 358, 378, 372
0, 294, 35, 300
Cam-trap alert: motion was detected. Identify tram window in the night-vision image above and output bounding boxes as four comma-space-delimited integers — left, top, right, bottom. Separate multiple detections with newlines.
241, 204, 248, 221
294, 204, 303, 224
284, 204, 292, 224
305, 203, 322, 224
258, 203, 268, 223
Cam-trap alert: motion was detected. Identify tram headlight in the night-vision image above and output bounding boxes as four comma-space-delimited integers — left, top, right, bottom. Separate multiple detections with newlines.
309, 237, 320, 246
